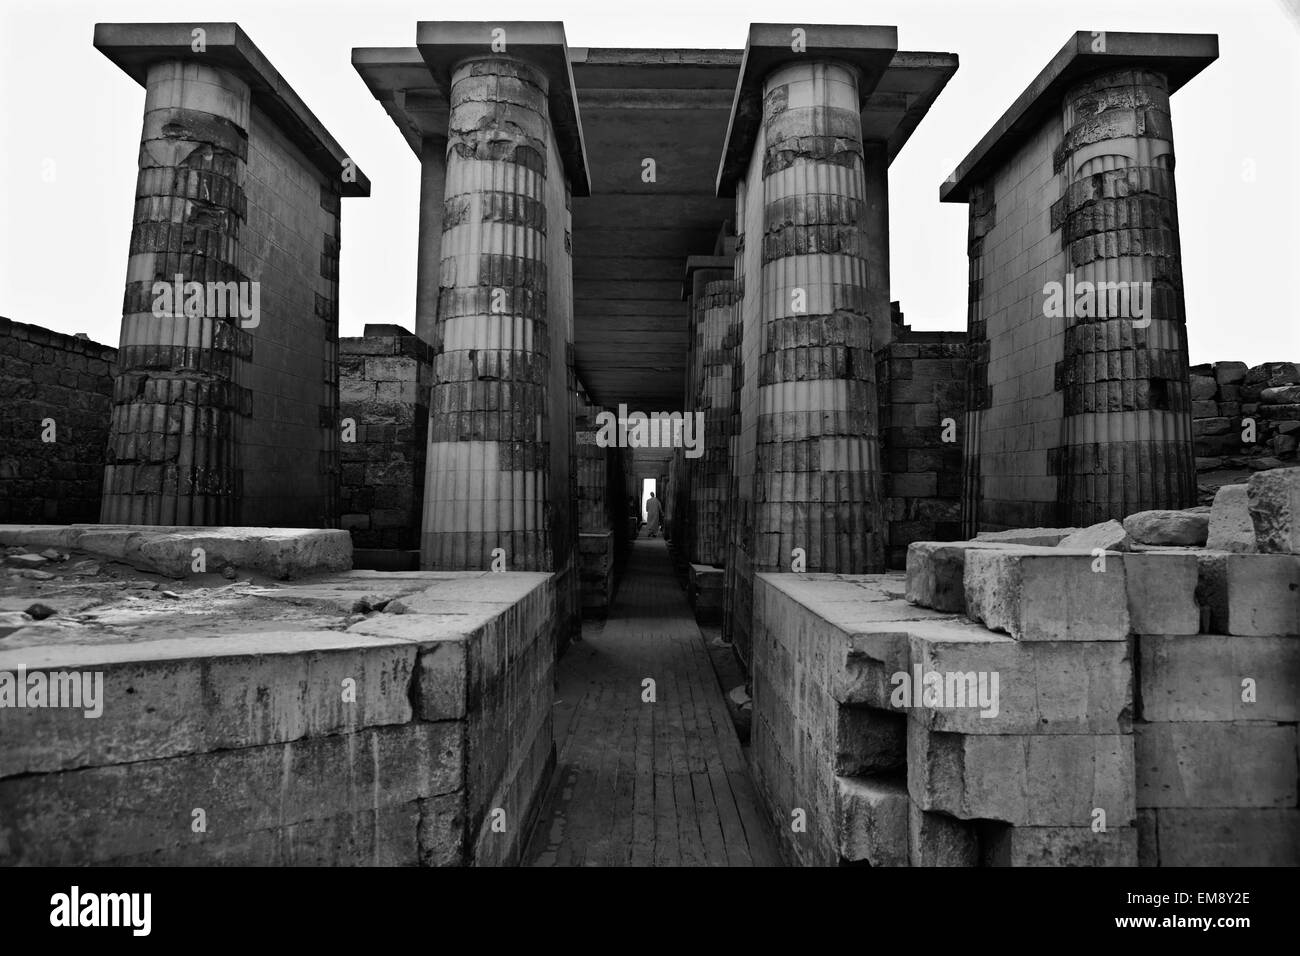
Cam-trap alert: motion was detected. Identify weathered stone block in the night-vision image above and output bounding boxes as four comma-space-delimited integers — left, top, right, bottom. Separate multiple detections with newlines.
1247, 466, 1300, 554
907, 720, 1135, 826
1138, 634, 1300, 722
1142, 807, 1300, 866
905, 620, 1132, 734
1206, 484, 1258, 553
974, 528, 1079, 546
982, 824, 1138, 867
1214, 361, 1248, 387
1122, 510, 1209, 547
1057, 520, 1130, 551
904, 540, 1016, 613
1124, 552, 1200, 635
907, 799, 978, 866
1135, 722, 1298, 808
1190, 375, 1217, 400
1195, 551, 1300, 636
964, 549, 1130, 642
0, 631, 417, 777
835, 774, 908, 866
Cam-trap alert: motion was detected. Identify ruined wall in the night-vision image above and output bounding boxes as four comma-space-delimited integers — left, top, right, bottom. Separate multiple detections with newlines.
1193, 361, 1300, 501
748, 467, 1300, 866
339, 326, 431, 551
0, 319, 115, 524
0, 567, 556, 867
878, 318, 967, 567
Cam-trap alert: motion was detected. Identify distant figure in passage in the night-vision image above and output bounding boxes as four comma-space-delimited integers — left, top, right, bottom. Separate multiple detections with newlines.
645, 492, 662, 538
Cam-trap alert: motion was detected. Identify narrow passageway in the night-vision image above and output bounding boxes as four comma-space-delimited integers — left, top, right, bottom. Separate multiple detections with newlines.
524, 537, 780, 866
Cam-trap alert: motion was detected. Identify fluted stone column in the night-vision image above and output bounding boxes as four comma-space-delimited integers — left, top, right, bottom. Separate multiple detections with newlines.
422, 56, 552, 571
752, 59, 885, 573
689, 266, 737, 566
1057, 68, 1195, 523
102, 59, 253, 526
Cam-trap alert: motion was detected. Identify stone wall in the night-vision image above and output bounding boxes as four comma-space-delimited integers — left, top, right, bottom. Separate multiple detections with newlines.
749, 467, 1299, 866
878, 313, 967, 568
1193, 361, 1300, 502
0, 541, 556, 866
0, 319, 116, 524
339, 325, 432, 553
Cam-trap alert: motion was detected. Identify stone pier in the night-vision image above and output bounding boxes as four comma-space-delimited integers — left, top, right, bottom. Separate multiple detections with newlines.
942, 32, 1217, 532
94, 23, 369, 528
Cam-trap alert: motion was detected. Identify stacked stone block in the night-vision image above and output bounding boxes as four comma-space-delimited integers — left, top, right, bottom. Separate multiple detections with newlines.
1192, 361, 1300, 499
749, 470, 1300, 864
0, 570, 556, 866
339, 325, 432, 551
876, 311, 967, 567
0, 319, 116, 524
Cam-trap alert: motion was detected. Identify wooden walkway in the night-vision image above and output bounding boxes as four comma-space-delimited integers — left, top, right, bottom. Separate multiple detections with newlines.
524, 537, 780, 866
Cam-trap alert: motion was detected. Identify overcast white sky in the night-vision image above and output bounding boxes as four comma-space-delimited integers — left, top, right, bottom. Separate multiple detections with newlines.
1, 0, 1296, 365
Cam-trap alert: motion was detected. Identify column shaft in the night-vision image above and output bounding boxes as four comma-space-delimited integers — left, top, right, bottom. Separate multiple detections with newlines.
1057, 68, 1195, 523
421, 56, 552, 571
102, 60, 252, 526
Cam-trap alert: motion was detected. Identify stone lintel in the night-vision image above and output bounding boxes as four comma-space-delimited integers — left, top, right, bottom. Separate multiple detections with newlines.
682, 255, 734, 301
415, 21, 591, 196
940, 30, 1219, 204
94, 22, 371, 197
862, 51, 960, 164
352, 47, 447, 157
715, 23, 899, 198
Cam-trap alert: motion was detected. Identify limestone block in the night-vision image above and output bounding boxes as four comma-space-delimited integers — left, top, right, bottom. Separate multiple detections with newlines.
904, 540, 1019, 613
0, 722, 462, 865
1057, 520, 1131, 551
907, 720, 1135, 826
1214, 361, 1248, 387
1190, 375, 1217, 400
1143, 808, 1300, 866
908, 799, 978, 866
835, 774, 908, 866
1262, 385, 1300, 404
982, 825, 1138, 867
964, 549, 1130, 642
1138, 634, 1300, 722
1124, 552, 1200, 635
1194, 417, 1232, 437
0, 631, 417, 777
974, 528, 1079, 546
1122, 510, 1209, 547
1195, 552, 1300, 636
1258, 404, 1300, 421
1247, 466, 1300, 554
833, 706, 905, 775
1206, 484, 1258, 553
906, 620, 1132, 734
1135, 722, 1298, 808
